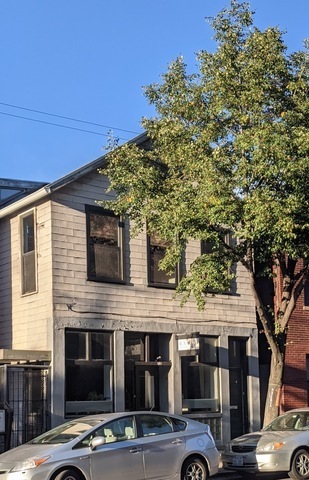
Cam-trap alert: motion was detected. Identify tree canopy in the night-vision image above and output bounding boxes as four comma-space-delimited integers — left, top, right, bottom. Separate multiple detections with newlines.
101, 0, 309, 423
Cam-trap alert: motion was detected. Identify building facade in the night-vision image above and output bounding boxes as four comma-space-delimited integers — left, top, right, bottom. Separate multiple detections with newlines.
0, 135, 260, 447
281, 263, 309, 410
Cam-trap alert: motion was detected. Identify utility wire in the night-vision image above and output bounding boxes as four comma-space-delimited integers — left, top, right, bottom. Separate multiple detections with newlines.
0, 111, 131, 140
0, 101, 140, 135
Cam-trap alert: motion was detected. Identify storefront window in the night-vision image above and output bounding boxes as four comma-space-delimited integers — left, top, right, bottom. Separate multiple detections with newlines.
181, 336, 219, 413
65, 330, 112, 416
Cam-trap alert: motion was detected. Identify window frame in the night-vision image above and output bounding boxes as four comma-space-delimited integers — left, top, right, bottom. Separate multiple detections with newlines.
147, 232, 180, 289
19, 208, 37, 295
86, 205, 125, 284
180, 335, 220, 414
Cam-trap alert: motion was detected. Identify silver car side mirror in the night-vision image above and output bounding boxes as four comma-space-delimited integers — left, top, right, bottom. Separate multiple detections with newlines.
89, 436, 106, 450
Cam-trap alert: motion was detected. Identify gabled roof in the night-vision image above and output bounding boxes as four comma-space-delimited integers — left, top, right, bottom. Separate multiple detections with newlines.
0, 132, 148, 219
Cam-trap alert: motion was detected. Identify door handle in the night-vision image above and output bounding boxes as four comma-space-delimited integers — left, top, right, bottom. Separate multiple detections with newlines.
130, 447, 142, 453
172, 438, 183, 445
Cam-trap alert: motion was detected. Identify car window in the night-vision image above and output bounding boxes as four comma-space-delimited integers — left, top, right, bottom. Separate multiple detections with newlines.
171, 417, 187, 432
30, 419, 103, 444
76, 416, 137, 447
139, 414, 173, 437
264, 412, 309, 431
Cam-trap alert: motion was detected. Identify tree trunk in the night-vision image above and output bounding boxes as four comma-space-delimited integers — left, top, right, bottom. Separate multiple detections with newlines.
263, 351, 284, 427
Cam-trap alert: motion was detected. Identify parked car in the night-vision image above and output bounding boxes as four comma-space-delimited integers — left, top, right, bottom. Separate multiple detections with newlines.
221, 407, 309, 479
0, 411, 219, 480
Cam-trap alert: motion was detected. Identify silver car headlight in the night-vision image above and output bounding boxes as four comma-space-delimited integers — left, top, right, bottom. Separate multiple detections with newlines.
10, 455, 51, 472
256, 441, 285, 453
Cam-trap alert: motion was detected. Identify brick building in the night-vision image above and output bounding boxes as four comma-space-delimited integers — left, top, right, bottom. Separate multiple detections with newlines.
281, 265, 309, 410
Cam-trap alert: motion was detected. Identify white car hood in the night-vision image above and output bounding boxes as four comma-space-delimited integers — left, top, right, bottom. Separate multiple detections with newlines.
231, 430, 301, 446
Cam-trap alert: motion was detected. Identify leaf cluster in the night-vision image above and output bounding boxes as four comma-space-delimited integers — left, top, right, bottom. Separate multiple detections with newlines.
101, 1, 309, 307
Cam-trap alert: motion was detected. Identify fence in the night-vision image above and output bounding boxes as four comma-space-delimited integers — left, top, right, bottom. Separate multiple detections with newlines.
0, 365, 50, 449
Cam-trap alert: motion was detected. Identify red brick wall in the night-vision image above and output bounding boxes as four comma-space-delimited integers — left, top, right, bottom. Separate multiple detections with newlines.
281, 274, 309, 410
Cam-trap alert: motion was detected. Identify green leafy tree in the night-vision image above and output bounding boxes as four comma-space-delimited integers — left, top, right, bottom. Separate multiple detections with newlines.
101, 1, 309, 426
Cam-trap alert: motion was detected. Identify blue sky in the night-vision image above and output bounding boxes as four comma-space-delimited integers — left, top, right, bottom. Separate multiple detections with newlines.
0, 1, 308, 183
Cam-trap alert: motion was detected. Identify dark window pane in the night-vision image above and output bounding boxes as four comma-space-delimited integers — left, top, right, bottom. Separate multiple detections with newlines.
66, 364, 109, 401
125, 333, 144, 361
87, 209, 123, 282
148, 233, 177, 286
91, 244, 121, 279
22, 251, 36, 294
200, 337, 218, 364
181, 336, 219, 413
90, 214, 118, 244
23, 214, 35, 253
65, 330, 112, 411
91, 332, 111, 359
66, 332, 86, 359
21, 212, 36, 294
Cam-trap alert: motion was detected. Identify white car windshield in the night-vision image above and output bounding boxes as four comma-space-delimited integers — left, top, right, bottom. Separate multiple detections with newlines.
263, 412, 309, 432
30, 419, 103, 444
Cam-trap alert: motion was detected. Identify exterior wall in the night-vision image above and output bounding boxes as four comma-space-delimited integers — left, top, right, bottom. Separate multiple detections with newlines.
50, 171, 256, 327
0, 167, 261, 446
0, 216, 12, 347
49, 170, 260, 444
282, 286, 309, 410
0, 201, 53, 351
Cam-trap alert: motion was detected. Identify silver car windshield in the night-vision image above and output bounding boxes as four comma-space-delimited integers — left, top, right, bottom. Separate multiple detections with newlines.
30, 419, 103, 444
263, 412, 309, 432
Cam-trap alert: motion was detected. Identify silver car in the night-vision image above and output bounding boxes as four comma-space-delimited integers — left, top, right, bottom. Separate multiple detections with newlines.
0, 411, 219, 480
221, 407, 309, 479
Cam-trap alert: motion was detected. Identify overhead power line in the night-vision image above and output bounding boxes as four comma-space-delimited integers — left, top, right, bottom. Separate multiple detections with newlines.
0, 101, 140, 136
0, 110, 133, 141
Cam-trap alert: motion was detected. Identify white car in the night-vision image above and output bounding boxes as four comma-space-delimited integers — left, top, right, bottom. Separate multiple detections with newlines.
221, 407, 309, 479
0, 411, 219, 480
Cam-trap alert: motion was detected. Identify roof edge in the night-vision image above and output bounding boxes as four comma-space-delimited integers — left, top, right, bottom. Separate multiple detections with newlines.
0, 132, 148, 219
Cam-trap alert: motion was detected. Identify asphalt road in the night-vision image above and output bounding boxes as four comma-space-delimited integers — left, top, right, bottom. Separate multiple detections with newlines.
212, 472, 290, 480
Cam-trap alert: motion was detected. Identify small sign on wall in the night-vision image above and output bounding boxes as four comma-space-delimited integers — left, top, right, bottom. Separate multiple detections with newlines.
177, 335, 200, 351
0, 410, 5, 433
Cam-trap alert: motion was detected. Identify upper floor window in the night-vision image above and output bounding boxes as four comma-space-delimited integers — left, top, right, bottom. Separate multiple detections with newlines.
147, 233, 179, 288
86, 206, 125, 283
20, 210, 37, 295
201, 231, 232, 256
201, 231, 233, 293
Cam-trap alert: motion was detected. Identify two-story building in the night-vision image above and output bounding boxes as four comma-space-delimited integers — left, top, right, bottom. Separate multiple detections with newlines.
0, 133, 260, 448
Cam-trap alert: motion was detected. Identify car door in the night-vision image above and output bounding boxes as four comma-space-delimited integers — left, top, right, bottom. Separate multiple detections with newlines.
138, 413, 186, 480
87, 416, 145, 480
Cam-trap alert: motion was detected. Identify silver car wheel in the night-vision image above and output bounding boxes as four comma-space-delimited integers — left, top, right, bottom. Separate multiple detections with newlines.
289, 449, 309, 480
182, 457, 207, 480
